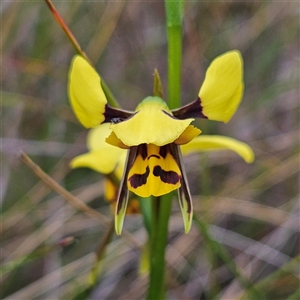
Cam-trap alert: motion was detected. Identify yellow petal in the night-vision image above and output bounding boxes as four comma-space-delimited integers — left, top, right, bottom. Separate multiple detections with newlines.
87, 123, 111, 150
174, 125, 201, 145
111, 97, 194, 146
106, 131, 130, 149
70, 147, 125, 174
70, 124, 127, 173
199, 50, 244, 123
181, 135, 254, 163
128, 144, 181, 197
68, 55, 107, 128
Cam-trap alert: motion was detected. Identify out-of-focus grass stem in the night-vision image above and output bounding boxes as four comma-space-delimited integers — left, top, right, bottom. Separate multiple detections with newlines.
44, 0, 119, 108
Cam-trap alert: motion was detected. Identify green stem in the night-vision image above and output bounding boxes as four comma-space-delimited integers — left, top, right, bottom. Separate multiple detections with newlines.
147, 194, 173, 300
147, 2, 184, 299
138, 196, 152, 235
165, 0, 184, 110
166, 24, 182, 109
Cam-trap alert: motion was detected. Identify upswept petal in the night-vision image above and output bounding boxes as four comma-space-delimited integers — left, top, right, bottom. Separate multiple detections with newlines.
68, 55, 107, 128
110, 97, 194, 146
181, 135, 254, 163
199, 50, 243, 123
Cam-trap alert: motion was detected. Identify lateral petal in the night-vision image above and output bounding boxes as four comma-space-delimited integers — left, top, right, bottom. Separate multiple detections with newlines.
172, 145, 193, 233
111, 97, 193, 146
68, 55, 107, 128
115, 147, 138, 235
181, 135, 254, 163
199, 50, 244, 123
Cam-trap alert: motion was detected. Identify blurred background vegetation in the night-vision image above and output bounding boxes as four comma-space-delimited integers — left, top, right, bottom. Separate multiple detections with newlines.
1, 1, 299, 299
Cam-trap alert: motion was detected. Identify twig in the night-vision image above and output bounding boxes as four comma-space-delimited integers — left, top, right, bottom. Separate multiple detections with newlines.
19, 151, 110, 225
44, 0, 119, 108
44, 0, 90, 64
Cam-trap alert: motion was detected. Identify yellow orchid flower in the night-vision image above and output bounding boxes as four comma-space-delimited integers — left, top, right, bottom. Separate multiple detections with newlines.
68, 50, 249, 234
70, 124, 254, 230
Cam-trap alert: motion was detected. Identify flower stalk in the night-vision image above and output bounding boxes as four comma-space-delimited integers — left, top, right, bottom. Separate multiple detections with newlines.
147, 1, 184, 299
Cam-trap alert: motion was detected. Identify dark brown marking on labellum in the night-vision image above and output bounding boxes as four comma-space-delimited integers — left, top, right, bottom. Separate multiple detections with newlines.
128, 166, 150, 188
159, 145, 168, 158
137, 144, 148, 160
153, 165, 180, 185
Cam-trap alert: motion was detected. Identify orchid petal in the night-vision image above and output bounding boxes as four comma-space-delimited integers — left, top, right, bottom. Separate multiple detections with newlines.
199, 50, 244, 123
87, 124, 112, 150
181, 135, 254, 163
174, 125, 201, 145
68, 55, 107, 128
70, 124, 126, 174
172, 145, 193, 233
70, 147, 124, 174
115, 147, 137, 235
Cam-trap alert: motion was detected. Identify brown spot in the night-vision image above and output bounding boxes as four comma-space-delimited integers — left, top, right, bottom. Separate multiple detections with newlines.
137, 144, 148, 160
153, 165, 180, 185
159, 145, 168, 158
128, 166, 150, 188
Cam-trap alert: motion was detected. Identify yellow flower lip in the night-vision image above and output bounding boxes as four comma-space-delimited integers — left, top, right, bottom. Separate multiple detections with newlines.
109, 96, 195, 147
127, 144, 182, 197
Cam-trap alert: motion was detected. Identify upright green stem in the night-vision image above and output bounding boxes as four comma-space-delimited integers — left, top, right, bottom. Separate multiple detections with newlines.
147, 2, 184, 299
166, 0, 184, 109
147, 194, 173, 299
166, 25, 182, 109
